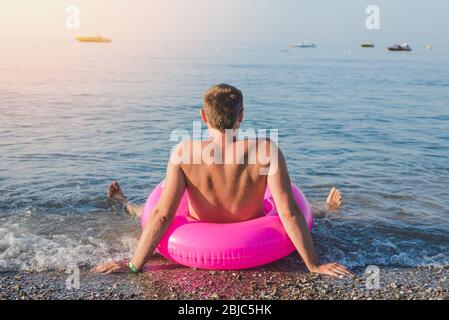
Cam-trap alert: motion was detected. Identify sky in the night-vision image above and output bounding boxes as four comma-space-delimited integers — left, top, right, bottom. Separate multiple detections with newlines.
0, 0, 447, 46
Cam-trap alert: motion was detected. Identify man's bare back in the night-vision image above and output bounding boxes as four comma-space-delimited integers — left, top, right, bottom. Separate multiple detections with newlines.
179, 139, 269, 223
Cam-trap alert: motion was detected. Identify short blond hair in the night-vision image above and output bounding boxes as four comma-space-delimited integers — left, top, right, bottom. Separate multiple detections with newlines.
203, 84, 243, 131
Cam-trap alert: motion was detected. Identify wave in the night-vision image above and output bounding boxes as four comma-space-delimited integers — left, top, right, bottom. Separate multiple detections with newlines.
1, 211, 448, 272
0, 211, 138, 271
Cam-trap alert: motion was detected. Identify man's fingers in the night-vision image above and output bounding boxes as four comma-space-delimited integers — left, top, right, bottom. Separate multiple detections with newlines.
94, 262, 113, 273
337, 266, 353, 276
93, 263, 106, 271
333, 265, 352, 276
332, 267, 349, 277
334, 263, 351, 271
336, 264, 351, 272
100, 267, 114, 274
93, 266, 105, 273
327, 270, 340, 277
98, 265, 110, 273
92, 261, 124, 274
332, 268, 348, 277
104, 265, 124, 274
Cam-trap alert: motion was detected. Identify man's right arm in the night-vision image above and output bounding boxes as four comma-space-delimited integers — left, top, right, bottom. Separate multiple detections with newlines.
266, 141, 352, 277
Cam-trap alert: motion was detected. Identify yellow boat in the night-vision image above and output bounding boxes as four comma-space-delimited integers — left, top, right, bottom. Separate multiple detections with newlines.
75, 35, 111, 43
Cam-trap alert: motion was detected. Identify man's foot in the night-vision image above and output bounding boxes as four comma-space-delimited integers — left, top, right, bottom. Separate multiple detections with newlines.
326, 187, 342, 210
107, 181, 127, 204
107, 181, 143, 217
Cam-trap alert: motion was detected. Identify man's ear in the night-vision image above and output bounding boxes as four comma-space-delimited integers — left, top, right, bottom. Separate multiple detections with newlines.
233, 110, 244, 130
236, 110, 244, 126
200, 108, 208, 124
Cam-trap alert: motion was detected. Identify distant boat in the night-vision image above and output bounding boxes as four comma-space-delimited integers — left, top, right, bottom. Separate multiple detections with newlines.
387, 43, 412, 51
75, 35, 111, 43
291, 42, 316, 48
426, 44, 432, 50
361, 41, 375, 48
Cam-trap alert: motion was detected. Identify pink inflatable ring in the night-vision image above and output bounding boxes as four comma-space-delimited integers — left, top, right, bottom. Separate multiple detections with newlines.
141, 180, 313, 270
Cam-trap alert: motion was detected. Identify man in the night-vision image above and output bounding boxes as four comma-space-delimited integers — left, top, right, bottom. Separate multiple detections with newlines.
94, 84, 350, 277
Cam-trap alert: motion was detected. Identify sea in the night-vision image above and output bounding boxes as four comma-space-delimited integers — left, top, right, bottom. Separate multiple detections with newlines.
1, 40, 448, 271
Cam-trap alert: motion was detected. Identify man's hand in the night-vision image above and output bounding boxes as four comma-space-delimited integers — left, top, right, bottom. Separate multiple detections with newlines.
92, 260, 129, 274
310, 263, 353, 277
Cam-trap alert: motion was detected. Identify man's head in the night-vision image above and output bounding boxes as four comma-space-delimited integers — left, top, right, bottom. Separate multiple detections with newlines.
201, 84, 244, 131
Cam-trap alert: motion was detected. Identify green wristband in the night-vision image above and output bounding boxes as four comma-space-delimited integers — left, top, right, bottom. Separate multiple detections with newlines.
128, 261, 139, 273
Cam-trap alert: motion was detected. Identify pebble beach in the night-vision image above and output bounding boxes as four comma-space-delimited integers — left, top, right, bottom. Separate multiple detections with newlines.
1, 254, 447, 300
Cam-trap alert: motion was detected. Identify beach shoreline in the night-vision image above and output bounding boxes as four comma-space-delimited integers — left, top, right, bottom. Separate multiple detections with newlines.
1, 255, 447, 300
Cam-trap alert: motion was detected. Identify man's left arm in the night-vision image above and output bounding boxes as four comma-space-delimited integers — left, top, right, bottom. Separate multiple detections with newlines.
93, 155, 186, 274
129, 158, 186, 270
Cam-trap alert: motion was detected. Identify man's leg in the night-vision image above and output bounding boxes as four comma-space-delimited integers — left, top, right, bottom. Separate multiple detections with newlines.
107, 181, 144, 217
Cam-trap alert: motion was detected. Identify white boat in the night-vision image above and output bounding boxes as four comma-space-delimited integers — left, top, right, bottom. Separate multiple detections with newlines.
291, 42, 316, 48
361, 41, 375, 48
387, 43, 412, 51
